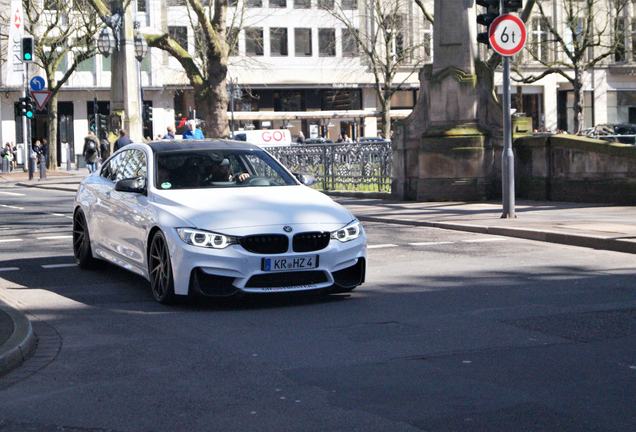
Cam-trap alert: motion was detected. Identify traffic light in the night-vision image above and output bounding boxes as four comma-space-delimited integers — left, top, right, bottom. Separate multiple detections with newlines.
98, 113, 108, 134
18, 97, 34, 119
476, 0, 500, 46
143, 105, 153, 123
503, 0, 523, 12
21, 36, 34, 63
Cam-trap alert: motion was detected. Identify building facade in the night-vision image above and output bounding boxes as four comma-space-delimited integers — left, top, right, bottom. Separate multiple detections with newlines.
0, 0, 635, 166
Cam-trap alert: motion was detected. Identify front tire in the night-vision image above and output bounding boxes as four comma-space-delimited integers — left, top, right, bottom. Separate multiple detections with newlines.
73, 209, 96, 269
148, 231, 176, 304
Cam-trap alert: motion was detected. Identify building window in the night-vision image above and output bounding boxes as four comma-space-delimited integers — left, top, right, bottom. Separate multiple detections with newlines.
341, 0, 356, 10
342, 28, 358, 57
101, 55, 111, 72
227, 0, 238, 5
167, 0, 186, 6
318, 0, 334, 8
56, 54, 68, 73
247, 0, 262, 6
423, 20, 432, 62
168, 26, 188, 51
294, 0, 310, 8
632, 18, 636, 62
270, 28, 288, 56
76, 56, 95, 72
137, 0, 147, 12
295, 28, 312, 56
269, 0, 286, 7
616, 17, 626, 62
246, 27, 264, 56
227, 27, 240, 56
319, 28, 336, 57
530, 17, 549, 63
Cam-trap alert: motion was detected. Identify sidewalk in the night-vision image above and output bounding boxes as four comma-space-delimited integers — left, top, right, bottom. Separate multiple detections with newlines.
1, 169, 85, 192
0, 299, 36, 377
4, 172, 636, 254
338, 198, 636, 254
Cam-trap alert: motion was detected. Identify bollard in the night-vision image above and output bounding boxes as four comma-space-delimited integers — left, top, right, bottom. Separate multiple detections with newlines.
65, 143, 71, 171
28, 155, 34, 180
39, 154, 47, 180
1, 158, 8, 173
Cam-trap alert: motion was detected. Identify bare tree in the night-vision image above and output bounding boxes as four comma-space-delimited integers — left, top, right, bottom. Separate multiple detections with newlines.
322, 0, 430, 139
24, 0, 99, 169
88, 0, 245, 138
512, 0, 629, 133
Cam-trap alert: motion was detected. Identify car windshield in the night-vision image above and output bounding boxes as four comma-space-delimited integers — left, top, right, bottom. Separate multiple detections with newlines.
155, 148, 297, 190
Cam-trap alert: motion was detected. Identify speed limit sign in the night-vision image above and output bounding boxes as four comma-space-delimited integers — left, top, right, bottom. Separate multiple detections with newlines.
489, 14, 527, 57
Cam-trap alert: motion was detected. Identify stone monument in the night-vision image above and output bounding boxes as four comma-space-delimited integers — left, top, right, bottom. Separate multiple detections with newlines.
393, 0, 502, 200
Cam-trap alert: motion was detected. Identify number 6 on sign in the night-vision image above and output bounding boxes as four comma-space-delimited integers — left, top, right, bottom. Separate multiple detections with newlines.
489, 14, 527, 57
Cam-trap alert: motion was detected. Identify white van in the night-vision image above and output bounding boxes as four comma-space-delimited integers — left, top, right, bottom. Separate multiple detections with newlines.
232, 129, 293, 147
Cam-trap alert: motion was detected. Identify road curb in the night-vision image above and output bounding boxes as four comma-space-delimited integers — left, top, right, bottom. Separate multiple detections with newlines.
16, 182, 78, 193
357, 216, 636, 254
0, 301, 37, 378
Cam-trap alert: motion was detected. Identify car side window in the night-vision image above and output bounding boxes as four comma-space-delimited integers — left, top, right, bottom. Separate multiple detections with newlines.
116, 149, 147, 182
100, 153, 121, 182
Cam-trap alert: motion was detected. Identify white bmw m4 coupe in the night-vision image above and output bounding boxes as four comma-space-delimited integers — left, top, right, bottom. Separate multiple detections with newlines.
73, 140, 366, 304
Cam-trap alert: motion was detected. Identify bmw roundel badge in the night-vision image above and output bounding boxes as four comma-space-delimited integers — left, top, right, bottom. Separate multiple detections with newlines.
283, 226, 293, 233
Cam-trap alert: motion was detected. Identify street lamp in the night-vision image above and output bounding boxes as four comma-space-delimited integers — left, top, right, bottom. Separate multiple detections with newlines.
97, 27, 113, 57
134, 29, 148, 62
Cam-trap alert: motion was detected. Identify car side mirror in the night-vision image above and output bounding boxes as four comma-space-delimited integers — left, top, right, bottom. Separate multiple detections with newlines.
115, 176, 147, 195
293, 173, 317, 186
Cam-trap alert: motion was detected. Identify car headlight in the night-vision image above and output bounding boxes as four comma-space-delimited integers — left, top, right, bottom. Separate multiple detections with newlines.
331, 220, 362, 243
176, 228, 238, 249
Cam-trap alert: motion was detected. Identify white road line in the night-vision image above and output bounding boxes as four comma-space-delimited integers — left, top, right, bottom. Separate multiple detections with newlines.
0, 239, 22, 243
41, 263, 77, 269
368, 244, 399, 249
408, 241, 454, 246
461, 238, 507, 243
0, 267, 19, 272
49, 213, 67, 217
0, 191, 25, 196
0, 204, 24, 210
36, 235, 72, 240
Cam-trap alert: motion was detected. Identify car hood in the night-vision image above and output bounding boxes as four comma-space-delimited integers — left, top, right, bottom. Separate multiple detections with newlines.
151, 185, 355, 234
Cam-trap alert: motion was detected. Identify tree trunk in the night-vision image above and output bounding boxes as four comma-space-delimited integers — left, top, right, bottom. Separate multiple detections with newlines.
573, 79, 584, 134
47, 93, 59, 170
380, 88, 392, 139
196, 66, 229, 138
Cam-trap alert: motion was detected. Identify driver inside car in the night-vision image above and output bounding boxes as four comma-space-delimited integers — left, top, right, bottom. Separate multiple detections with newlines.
208, 158, 250, 183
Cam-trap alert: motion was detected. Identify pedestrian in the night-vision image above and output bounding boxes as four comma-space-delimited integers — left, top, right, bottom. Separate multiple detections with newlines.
163, 125, 175, 140
41, 138, 49, 167
296, 130, 305, 144
83, 133, 100, 173
9, 142, 17, 171
183, 120, 204, 140
113, 129, 132, 151
99, 131, 111, 161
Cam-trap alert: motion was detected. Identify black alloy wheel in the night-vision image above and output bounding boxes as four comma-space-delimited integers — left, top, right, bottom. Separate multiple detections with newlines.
73, 209, 96, 268
148, 231, 176, 304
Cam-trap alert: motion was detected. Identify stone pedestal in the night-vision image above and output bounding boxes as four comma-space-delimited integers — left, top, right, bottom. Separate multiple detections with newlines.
391, 0, 502, 201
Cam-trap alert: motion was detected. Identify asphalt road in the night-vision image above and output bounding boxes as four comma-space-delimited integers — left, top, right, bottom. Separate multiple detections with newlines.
1, 184, 636, 432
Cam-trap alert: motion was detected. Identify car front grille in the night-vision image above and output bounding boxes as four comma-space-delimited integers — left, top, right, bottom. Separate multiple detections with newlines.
293, 231, 331, 252
239, 234, 289, 254
245, 271, 328, 288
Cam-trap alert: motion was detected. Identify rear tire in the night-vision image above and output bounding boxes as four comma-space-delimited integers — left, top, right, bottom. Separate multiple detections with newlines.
148, 231, 176, 304
73, 209, 96, 269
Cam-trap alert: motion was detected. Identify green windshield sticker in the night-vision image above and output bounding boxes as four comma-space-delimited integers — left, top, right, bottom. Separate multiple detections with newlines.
161, 182, 172, 189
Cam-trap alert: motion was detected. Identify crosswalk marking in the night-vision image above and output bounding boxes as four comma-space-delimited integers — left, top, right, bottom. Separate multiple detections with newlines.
461, 238, 507, 243
41, 263, 77, 269
0, 267, 19, 272
0, 239, 22, 243
0, 191, 25, 196
408, 241, 454, 246
368, 244, 398, 249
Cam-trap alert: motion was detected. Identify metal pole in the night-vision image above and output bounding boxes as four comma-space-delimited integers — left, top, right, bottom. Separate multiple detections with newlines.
501, 55, 516, 218
22, 64, 28, 172
230, 80, 235, 137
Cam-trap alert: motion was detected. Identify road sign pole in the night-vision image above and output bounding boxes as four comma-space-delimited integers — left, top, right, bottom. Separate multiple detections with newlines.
501, 54, 515, 218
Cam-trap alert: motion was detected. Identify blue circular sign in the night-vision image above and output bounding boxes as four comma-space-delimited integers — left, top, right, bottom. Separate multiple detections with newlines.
29, 76, 46, 91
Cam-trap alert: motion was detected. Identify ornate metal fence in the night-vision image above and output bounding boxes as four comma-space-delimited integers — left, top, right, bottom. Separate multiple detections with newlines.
265, 142, 392, 193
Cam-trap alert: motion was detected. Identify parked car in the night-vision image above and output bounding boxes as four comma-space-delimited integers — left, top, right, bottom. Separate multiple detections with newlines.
303, 138, 334, 144
73, 140, 367, 304
358, 137, 390, 143
586, 124, 636, 144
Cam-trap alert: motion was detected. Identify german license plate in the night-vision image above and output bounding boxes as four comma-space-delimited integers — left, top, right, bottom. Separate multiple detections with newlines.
262, 255, 319, 272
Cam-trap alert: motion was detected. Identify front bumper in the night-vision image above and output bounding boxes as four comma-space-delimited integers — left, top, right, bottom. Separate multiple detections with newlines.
165, 228, 366, 296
